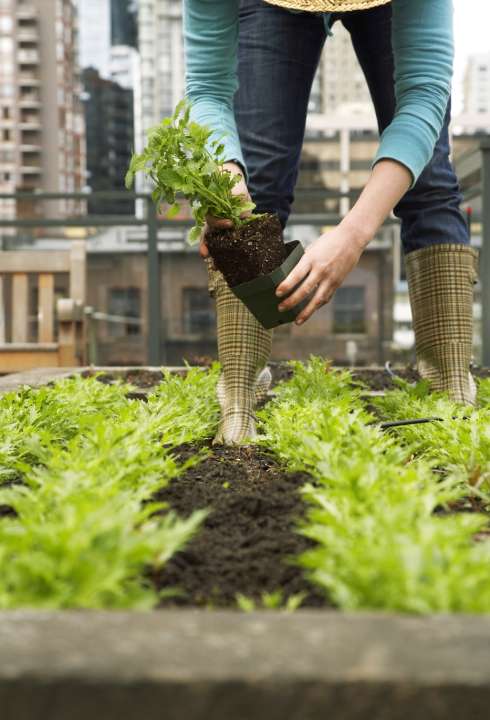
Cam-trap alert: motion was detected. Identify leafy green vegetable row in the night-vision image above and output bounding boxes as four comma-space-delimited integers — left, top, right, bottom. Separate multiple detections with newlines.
258, 359, 490, 613
0, 368, 220, 609
371, 377, 490, 497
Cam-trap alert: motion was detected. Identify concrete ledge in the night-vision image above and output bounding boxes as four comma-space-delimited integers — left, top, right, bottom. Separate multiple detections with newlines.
0, 610, 489, 720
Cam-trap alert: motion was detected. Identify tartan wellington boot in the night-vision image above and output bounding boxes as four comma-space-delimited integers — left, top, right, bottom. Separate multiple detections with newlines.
208, 262, 272, 445
405, 244, 479, 405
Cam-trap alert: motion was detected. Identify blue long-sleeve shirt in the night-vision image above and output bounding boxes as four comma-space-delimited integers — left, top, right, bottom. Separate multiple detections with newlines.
183, 0, 454, 185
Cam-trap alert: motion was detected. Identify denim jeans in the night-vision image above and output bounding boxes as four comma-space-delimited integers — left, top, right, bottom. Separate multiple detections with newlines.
234, 0, 469, 253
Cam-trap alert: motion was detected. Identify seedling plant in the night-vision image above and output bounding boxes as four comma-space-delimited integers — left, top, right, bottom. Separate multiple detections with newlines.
125, 100, 257, 244
1, 360, 489, 613
0, 368, 220, 608
257, 359, 490, 613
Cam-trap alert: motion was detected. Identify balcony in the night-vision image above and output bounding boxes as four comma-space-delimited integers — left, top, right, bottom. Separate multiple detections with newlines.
16, 3, 38, 20
19, 93, 41, 108
20, 143, 41, 152
18, 73, 40, 86
17, 49, 40, 65
19, 120, 41, 130
20, 165, 42, 175
17, 29, 38, 43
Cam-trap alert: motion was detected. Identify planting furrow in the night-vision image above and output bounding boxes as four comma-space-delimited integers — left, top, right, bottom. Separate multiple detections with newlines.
150, 443, 327, 609
257, 359, 490, 613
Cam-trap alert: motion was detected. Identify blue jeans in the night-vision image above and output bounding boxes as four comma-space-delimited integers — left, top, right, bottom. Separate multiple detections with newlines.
234, 0, 469, 253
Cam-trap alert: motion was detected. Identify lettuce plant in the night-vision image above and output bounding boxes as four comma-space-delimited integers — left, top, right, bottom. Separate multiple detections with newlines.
258, 358, 490, 613
125, 101, 258, 243
0, 369, 220, 609
369, 377, 490, 498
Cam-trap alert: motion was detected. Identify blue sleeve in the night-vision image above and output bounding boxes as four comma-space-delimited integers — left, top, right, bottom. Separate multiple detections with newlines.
183, 0, 245, 172
373, 0, 454, 186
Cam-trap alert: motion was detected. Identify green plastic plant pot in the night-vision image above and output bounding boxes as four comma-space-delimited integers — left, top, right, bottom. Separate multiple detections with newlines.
230, 241, 308, 330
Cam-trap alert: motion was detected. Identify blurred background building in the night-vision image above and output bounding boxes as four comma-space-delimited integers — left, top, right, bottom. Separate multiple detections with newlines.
0, 0, 85, 220
0, 0, 488, 370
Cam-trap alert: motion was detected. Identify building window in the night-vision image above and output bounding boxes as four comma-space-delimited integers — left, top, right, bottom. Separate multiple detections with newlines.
333, 286, 366, 334
182, 287, 214, 335
107, 287, 141, 337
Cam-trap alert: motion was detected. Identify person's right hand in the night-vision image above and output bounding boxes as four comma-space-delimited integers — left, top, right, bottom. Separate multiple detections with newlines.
200, 161, 252, 259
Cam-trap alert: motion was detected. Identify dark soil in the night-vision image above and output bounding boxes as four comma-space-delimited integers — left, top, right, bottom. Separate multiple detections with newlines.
149, 443, 328, 609
351, 367, 421, 391
205, 213, 287, 287
352, 366, 490, 392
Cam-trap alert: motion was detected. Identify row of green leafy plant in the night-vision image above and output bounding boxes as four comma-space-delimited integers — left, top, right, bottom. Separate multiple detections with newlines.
0, 368, 220, 609
257, 359, 490, 613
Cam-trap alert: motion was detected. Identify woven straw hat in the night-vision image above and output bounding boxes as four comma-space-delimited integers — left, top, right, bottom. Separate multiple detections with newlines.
265, 0, 391, 12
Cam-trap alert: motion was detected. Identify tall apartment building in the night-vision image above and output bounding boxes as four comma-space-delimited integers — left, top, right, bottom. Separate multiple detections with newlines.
111, 0, 137, 49
454, 53, 490, 136
77, 0, 111, 77
82, 67, 135, 216
463, 53, 490, 116
77, 0, 140, 212
138, 0, 183, 138
77, 0, 137, 77
308, 23, 372, 119
0, 0, 86, 219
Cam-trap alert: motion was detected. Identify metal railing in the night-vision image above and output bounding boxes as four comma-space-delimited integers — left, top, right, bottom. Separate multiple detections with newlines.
0, 188, 384, 365
1, 145, 488, 366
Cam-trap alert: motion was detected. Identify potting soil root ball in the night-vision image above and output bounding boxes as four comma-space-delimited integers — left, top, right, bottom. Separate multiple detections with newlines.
206, 213, 287, 287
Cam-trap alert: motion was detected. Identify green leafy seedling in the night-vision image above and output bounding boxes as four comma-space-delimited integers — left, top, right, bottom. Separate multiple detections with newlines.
125, 100, 260, 243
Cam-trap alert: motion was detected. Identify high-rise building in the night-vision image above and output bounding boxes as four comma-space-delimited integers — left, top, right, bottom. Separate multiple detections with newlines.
303, 23, 376, 215
138, 0, 183, 138
77, 0, 138, 77
463, 53, 490, 116
111, 0, 137, 49
308, 23, 372, 120
77, 0, 111, 78
0, 0, 86, 219
82, 67, 134, 215
454, 52, 490, 135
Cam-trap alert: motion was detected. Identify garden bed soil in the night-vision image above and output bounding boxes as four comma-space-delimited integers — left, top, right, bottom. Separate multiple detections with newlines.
205, 213, 287, 287
3, 365, 489, 610
150, 443, 328, 609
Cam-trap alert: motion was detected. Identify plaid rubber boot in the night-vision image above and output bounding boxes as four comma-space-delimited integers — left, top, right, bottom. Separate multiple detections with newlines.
405, 244, 479, 405
208, 262, 273, 444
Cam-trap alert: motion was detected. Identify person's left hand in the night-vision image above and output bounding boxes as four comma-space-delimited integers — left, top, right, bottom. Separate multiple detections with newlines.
275, 223, 369, 325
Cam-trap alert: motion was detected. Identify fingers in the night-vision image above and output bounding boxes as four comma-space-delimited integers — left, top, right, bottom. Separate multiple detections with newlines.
278, 271, 319, 312
206, 215, 233, 230
199, 237, 209, 258
276, 259, 312, 299
295, 280, 335, 325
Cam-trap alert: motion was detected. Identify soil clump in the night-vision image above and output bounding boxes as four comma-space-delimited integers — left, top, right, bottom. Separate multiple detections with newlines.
206, 214, 287, 287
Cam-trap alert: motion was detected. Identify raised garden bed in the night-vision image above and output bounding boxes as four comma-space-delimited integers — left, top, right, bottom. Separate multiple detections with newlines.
0, 362, 489, 719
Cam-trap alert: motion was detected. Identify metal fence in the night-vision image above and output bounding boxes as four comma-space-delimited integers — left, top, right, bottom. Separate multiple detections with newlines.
0, 139, 488, 366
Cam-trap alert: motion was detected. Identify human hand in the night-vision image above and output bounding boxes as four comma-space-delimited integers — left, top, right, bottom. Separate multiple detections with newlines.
200, 161, 251, 259
275, 222, 370, 325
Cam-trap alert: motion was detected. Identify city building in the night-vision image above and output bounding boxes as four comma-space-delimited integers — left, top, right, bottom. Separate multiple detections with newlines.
463, 53, 490, 116
77, 0, 111, 79
137, 0, 184, 138
77, 1, 141, 215
82, 67, 134, 215
83, 225, 395, 367
452, 53, 490, 136
309, 22, 372, 119
77, 0, 139, 84
111, 0, 137, 49
0, 0, 86, 220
